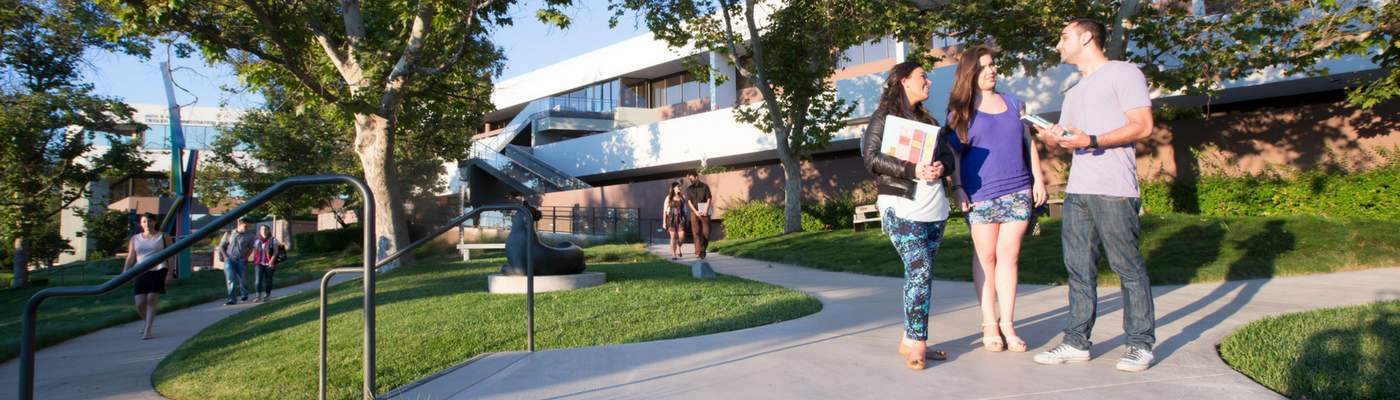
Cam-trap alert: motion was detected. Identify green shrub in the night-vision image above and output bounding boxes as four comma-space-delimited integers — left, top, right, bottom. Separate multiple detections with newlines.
292, 224, 362, 254
803, 194, 859, 231
81, 209, 133, 256
1143, 161, 1400, 219
721, 201, 824, 240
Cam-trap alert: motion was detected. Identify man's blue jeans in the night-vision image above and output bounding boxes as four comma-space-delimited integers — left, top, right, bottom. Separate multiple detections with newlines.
224, 259, 248, 301
1060, 193, 1156, 351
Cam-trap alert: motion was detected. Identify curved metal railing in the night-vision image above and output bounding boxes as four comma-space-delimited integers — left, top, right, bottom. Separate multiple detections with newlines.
16, 175, 376, 400
317, 202, 540, 400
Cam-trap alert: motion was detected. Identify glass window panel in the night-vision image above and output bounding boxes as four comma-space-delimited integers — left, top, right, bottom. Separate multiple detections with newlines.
665, 84, 681, 105
700, 81, 711, 98
865, 38, 889, 61
654, 85, 665, 107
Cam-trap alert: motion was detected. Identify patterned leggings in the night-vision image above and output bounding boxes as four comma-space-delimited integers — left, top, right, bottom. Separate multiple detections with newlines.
883, 208, 947, 341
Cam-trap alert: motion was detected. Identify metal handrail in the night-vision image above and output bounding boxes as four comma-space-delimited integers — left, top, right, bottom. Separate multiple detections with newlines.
317, 202, 538, 400
17, 174, 375, 400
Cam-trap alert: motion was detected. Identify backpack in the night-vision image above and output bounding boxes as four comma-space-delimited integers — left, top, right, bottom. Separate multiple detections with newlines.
274, 243, 288, 263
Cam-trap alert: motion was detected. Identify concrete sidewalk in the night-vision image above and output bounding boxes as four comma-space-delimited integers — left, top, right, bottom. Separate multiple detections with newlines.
386, 245, 1400, 399
0, 273, 361, 400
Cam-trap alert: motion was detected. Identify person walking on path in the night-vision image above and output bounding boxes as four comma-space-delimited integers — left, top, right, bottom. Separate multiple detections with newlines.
1031, 18, 1158, 373
250, 225, 280, 303
123, 213, 175, 340
862, 60, 958, 371
662, 181, 689, 260
944, 45, 1048, 353
684, 171, 713, 259
215, 217, 255, 305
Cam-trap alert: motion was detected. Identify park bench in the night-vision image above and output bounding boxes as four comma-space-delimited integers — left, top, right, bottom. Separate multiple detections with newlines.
457, 243, 507, 261
853, 204, 880, 231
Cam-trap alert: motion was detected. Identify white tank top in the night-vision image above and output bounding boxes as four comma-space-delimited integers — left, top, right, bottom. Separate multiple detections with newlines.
877, 180, 950, 223
132, 233, 167, 271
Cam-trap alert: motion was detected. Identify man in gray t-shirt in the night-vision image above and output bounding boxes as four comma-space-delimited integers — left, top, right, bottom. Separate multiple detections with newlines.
216, 218, 255, 304
1031, 18, 1157, 373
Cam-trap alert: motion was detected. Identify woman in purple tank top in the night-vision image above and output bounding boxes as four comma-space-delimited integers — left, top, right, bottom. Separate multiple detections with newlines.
944, 45, 1048, 353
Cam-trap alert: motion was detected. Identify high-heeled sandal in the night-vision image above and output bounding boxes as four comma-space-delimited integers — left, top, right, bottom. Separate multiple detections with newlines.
980, 322, 1005, 352
999, 321, 1027, 352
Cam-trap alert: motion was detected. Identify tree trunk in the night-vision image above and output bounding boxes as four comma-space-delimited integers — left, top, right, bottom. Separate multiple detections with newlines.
1106, 0, 1141, 60
354, 113, 413, 270
12, 237, 30, 289
775, 133, 804, 234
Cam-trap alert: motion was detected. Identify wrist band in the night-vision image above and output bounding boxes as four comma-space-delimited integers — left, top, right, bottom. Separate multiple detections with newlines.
1088, 135, 1099, 149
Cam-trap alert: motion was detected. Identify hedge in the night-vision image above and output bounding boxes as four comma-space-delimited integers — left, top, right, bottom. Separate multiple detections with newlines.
721, 201, 825, 240
1142, 163, 1400, 220
292, 224, 362, 254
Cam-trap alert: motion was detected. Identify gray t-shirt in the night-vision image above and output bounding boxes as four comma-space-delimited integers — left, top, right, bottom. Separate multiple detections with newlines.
1060, 61, 1152, 198
222, 229, 255, 260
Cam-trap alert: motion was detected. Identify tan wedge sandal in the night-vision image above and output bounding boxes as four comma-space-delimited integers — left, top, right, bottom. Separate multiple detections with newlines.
980, 322, 1005, 352
999, 321, 1027, 352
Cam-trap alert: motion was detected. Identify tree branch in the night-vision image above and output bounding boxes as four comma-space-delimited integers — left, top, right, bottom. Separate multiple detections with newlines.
738, 0, 788, 135
193, 1, 341, 102
379, 1, 437, 114
416, 0, 495, 76
307, 16, 354, 83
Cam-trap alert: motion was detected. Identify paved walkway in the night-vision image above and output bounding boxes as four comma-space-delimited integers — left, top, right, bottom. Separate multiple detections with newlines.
385, 246, 1400, 400
0, 273, 361, 400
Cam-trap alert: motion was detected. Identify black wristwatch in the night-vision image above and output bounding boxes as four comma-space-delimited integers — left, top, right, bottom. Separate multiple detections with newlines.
1088, 135, 1099, 149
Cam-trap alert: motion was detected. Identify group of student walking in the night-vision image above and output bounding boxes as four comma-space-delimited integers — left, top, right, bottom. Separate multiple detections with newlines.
121, 215, 282, 340
865, 18, 1158, 372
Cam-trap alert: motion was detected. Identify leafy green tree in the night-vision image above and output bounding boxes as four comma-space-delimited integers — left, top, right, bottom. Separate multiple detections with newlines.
80, 208, 134, 257
105, 0, 569, 264
0, 0, 150, 288
908, 0, 1394, 108
27, 225, 72, 268
610, 0, 930, 233
196, 84, 462, 231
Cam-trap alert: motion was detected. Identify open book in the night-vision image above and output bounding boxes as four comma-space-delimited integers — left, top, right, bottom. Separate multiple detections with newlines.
882, 115, 941, 164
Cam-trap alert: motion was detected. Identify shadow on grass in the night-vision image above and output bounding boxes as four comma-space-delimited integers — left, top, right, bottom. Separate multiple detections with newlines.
1283, 305, 1399, 399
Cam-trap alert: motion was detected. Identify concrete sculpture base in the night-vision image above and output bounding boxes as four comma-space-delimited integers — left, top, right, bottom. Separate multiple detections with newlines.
487, 271, 607, 294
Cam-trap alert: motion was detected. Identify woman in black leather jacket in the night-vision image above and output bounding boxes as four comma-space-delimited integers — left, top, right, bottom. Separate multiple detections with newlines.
861, 60, 958, 371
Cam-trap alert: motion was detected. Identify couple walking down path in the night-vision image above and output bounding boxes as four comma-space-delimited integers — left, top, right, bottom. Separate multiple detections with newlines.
3, 246, 1398, 399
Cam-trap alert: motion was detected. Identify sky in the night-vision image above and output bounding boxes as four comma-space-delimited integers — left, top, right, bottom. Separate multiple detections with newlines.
80, 0, 647, 110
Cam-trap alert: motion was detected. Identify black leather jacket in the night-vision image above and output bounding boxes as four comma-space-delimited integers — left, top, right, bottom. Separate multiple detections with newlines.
861, 108, 957, 199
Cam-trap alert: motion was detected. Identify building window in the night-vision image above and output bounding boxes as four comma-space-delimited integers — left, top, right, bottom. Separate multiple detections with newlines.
838, 37, 896, 69
549, 80, 619, 113
648, 72, 709, 107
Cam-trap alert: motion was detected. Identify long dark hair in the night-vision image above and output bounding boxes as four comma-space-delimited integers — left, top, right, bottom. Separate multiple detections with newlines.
876, 61, 934, 124
667, 182, 682, 205
947, 45, 998, 147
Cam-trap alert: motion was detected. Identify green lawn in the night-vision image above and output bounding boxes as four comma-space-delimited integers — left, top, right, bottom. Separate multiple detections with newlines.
1220, 300, 1399, 400
711, 213, 1400, 285
153, 244, 821, 400
0, 253, 358, 362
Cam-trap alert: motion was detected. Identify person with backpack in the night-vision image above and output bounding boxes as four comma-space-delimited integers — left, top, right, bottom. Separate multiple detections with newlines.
250, 224, 281, 302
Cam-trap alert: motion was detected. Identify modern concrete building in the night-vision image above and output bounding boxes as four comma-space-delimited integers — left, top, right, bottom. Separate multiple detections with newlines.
454, 26, 1392, 239
57, 104, 246, 264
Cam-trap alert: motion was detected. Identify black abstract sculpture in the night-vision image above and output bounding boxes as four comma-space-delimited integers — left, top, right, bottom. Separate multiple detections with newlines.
502, 205, 587, 276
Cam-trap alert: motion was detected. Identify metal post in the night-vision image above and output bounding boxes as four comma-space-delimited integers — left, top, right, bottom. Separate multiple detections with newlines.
362, 196, 376, 399
526, 212, 535, 352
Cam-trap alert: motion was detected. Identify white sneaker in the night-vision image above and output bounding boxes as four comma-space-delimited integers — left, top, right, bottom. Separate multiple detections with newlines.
1116, 346, 1154, 372
1033, 344, 1091, 364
